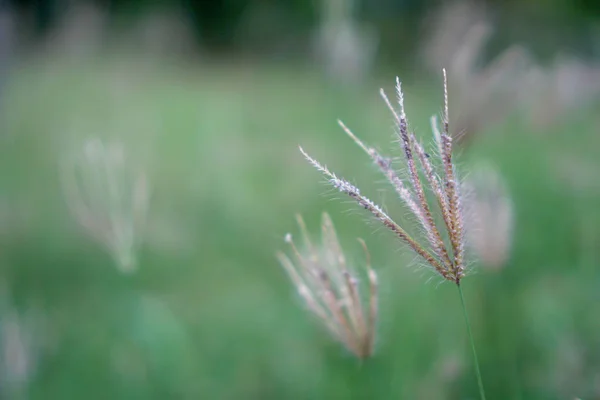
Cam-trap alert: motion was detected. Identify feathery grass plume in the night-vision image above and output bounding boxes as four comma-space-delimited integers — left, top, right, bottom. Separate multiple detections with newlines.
300, 72, 487, 399
463, 163, 514, 270
61, 138, 150, 273
277, 213, 377, 359
301, 70, 465, 284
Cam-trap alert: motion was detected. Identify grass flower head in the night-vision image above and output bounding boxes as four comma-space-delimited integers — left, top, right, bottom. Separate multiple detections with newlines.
300, 70, 466, 284
277, 213, 377, 359
61, 138, 150, 273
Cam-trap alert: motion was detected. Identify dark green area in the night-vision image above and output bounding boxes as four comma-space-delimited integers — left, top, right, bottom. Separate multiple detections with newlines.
7, 0, 600, 57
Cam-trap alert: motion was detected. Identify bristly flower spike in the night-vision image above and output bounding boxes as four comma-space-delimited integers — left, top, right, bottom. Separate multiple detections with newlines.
277, 213, 377, 359
300, 70, 466, 285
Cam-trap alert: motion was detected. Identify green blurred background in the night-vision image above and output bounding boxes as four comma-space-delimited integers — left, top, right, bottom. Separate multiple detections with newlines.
0, 0, 599, 399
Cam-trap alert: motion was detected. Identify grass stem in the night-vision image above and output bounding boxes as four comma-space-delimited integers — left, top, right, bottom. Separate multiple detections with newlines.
458, 283, 486, 400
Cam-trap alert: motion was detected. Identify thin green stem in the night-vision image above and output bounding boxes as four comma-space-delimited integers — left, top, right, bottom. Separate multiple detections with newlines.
458, 283, 487, 400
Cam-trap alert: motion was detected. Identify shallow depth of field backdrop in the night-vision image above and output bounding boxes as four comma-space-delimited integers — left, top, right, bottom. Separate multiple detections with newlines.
0, 0, 599, 399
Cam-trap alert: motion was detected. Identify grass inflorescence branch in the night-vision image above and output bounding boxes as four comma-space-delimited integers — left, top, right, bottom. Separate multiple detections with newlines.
300, 70, 465, 284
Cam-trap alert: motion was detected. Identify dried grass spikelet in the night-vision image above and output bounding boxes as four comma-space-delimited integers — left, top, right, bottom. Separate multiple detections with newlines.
277, 213, 377, 359
300, 71, 467, 284
61, 138, 150, 273
463, 163, 514, 270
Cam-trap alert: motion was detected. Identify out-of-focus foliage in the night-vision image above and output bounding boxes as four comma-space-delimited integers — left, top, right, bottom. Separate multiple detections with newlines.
6, 0, 600, 56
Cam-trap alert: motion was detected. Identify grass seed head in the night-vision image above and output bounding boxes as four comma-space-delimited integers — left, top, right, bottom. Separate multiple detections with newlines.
300, 72, 467, 284
463, 163, 514, 270
277, 213, 377, 359
61, 138, 150, 273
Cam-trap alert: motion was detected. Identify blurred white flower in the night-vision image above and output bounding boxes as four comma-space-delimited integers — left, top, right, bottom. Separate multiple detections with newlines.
61, 138, 150, 273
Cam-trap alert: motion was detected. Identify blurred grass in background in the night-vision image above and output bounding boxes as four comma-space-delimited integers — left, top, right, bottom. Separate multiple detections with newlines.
0, 0, 599, 398
0, 54, 598, 399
